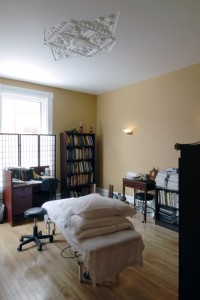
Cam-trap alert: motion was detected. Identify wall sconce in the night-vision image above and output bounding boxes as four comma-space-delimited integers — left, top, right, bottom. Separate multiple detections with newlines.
123, 128, 133, 135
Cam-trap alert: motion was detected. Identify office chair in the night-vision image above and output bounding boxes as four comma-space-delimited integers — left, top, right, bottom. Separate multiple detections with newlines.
40, 178, 58, 235
17, 207, 53, 251
41, 178, 58, 200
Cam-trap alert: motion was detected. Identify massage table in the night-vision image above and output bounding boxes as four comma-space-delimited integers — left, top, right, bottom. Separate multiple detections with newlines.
42, 193, 145, 286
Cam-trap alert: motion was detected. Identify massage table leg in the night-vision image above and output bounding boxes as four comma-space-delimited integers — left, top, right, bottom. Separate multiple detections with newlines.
46, 218, 56, 235
79, 261, 84, 282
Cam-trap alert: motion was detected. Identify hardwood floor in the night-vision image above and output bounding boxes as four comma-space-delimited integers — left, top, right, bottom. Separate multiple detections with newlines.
0, 212, 178, 300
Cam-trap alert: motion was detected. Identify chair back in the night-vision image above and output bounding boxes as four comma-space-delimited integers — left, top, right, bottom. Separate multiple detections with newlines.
41, 178, 58, 200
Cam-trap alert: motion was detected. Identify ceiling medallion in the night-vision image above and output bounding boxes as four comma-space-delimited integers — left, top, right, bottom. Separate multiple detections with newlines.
44, 12, 119, 60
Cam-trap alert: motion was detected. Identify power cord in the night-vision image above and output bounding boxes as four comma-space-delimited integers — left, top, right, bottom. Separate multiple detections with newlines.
61, 244, 91, 281
61, 244, 80, 259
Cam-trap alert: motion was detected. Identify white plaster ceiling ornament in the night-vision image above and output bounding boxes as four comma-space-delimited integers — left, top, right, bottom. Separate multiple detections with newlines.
44, 12, 119, 60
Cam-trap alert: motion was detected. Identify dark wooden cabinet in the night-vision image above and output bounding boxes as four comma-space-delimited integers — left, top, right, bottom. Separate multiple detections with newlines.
176, 143, 200, 300
3, 168, 51, 226
60, 132, 95, 198
12, 186, 32, 215
3, 170, 33, 226
155, 187, 179, 232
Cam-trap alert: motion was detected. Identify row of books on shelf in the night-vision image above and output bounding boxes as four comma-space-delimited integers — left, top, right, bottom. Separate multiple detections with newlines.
158, 207, 179, 225
66, 148, 94, 160
158, 213, 179, 225
66, 134, 94, 146
157, 189, 179, 208
67, 186, 92, 198
66, 173, 94, 186
66, 161, 93, 174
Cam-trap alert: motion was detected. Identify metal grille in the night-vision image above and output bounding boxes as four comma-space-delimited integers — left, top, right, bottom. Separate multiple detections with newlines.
0, 134, 56, 202
20, 134, 38, 167
40, 134, 56, 178
0, 134, 19, 200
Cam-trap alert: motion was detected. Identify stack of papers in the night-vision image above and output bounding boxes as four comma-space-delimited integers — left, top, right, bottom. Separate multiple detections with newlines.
125, 171, 141, 179
12, 178, 43, 186
155, 170, 168, 188
12, 178, 27, 187
168, 172, 179, 191
155, 168, 178, 189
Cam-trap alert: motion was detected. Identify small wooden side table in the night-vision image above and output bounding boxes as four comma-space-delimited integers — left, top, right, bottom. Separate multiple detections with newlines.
123, 178, 155, 223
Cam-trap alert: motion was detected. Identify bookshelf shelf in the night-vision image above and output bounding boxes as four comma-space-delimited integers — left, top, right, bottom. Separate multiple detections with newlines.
155, 187, 179, 232
60, 132, 95, 198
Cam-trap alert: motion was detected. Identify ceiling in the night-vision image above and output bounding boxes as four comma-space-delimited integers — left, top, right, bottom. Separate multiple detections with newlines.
0, 0, 199, 95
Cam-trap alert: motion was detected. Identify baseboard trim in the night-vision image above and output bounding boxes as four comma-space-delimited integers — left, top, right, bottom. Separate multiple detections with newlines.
96, 187, 134, 204
57, 188, 134, 204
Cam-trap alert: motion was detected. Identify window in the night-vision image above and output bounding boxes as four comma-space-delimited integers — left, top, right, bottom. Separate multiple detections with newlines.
0, 84, 53, 134
0, 85, 54, 202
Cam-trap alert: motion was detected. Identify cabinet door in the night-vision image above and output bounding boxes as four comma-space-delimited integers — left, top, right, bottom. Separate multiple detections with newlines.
13, 186, 32, 215
179, 145, 200, 300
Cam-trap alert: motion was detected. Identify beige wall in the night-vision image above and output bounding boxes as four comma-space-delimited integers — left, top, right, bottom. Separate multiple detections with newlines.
0, 78, 97, 182
1, 64, 199, 195
97, 64, 200, 194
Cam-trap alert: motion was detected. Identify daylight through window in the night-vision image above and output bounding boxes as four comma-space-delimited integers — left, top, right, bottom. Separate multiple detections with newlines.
0, 84, 53, 134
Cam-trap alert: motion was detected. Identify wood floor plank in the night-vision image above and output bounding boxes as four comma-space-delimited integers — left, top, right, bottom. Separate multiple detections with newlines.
0, 213, 178, 300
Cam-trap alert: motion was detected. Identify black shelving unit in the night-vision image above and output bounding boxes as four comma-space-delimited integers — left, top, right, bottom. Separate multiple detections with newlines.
60, 132, 95, 198
155, 187, 179, 232
175, 143, 200, 300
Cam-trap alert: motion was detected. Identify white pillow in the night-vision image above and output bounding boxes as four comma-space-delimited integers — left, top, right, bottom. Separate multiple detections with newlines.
72, 193, 136, 218
74, 222, 134, 239
67, 214, 134, 232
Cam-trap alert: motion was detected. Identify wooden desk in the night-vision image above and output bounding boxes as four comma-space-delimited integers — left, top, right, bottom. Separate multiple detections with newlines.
3, 167, 50, 226
123, 177, 155, 223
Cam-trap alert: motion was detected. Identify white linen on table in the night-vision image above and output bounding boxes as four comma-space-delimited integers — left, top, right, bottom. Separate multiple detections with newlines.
43, 197, 75, 228
61, 227, 144, 286
42, 196, 144, 286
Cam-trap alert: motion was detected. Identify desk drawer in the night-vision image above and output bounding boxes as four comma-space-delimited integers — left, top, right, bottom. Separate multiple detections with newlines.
13, 186, 32, 197
123, 179, 155, 190
124, 180, 145, 190
13, 186, 32, 215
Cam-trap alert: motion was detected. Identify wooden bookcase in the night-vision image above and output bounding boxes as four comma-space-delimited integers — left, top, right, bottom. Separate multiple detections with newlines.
60, 132, 95, 198
155, 187, 179, 232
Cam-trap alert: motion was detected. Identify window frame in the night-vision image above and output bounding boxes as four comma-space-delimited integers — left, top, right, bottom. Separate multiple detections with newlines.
0, 84, 53, 134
